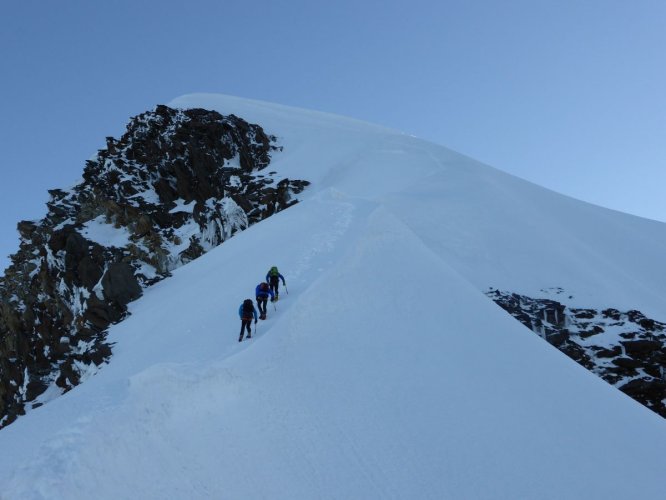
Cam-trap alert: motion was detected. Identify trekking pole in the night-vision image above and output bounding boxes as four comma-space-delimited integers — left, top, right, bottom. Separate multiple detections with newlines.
285, 284, 289, 295
273, 300, 277, 312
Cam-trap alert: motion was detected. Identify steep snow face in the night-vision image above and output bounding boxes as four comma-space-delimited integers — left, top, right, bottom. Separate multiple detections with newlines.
0, 94, 665, 499
172, 94, 666, 317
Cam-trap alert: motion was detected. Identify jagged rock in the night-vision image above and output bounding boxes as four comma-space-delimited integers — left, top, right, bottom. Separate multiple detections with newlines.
55, 360, 80, 390
487, 288, 666, 419
179, 237, 205, 263
25, 378, 48, 402
619, 379, 666, 416
17, 221, 38, 240
627, 310, 648, 325
643, 365, 663, 379
81, 343, 113, 366
0, 303, 22, 336
48, 229, 66, 253
545, 330, 569, 347
579, 325, 604, 338
65, 231, 88, 272
154, 178, 178, 204
621, 340, 662, 358
0, 105, 310, 427
602, 308, 622, 321
612, 357, 643, 369
542, 300, 566, 327
101, 263, 142, 306
134, 215, 152, 237
595, 346, 622, 358
56, 337, 71, 356
572, 309, 596, 319
77, 256, 104, 289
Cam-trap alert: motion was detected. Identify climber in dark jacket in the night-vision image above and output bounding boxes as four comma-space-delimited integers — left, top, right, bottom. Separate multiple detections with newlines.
265, 266, 286, 299
255, 282, 274, 319
238, 298, 258, 341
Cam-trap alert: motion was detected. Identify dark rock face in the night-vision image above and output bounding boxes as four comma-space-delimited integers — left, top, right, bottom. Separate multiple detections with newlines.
0, 105, 309, 427
101, 263, 142, 304
487, 288, 666, 418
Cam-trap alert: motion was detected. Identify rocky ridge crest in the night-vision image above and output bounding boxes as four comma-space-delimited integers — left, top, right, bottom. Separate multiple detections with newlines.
0, 105, 309, 427
488, 288, 666, 417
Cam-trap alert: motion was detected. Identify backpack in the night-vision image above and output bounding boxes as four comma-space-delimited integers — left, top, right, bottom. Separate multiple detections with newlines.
261, 282, 269, 291
269, 266, 279, 277
242, 299, 254, 317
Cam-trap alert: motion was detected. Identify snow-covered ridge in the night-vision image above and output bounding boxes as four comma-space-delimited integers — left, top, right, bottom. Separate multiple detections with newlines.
0, 94, 665, 498
0, 104, 309, 427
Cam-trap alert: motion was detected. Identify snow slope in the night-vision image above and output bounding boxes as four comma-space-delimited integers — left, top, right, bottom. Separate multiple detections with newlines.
1, 94, 665, 499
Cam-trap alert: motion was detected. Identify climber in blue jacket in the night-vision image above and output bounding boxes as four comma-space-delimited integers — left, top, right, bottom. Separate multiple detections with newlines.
255, 282, 274, 320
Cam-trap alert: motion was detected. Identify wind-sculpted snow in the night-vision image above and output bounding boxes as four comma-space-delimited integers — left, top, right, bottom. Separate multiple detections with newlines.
3, 194, 666, 499
1, 94, 666, 498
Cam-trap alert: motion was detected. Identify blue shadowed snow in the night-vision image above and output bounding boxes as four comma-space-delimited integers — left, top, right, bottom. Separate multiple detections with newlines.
1, 95, 665, 499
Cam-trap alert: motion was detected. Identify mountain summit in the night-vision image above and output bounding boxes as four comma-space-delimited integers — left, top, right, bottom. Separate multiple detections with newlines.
0, 94, 665, 498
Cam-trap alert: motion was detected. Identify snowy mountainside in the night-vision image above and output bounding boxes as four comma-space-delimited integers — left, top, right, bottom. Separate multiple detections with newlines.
0, 94, 665, 499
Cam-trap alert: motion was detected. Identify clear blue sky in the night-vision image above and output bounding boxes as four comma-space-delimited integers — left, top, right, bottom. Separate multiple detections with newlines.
1, 0, 665, 270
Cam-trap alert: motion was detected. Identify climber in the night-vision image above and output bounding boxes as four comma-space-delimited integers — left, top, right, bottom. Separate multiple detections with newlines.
255, 282, 274, 320
265, 266, 286, 300
238, 298, 258, 341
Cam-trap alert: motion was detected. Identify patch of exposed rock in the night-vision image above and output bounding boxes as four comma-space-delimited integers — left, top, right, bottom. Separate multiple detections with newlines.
487, 288, 666, 418
0, 105, 309, 427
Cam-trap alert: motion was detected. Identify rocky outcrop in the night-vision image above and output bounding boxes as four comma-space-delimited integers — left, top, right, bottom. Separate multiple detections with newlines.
487, 288, 666, 418
0, 105, 309, 427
